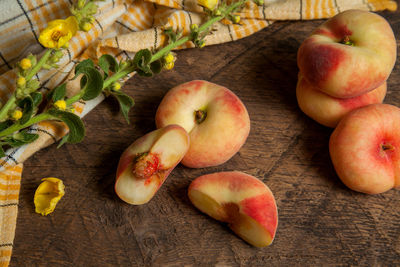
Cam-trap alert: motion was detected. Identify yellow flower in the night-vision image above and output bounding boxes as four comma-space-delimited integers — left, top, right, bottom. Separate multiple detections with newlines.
164, 62, 174, 70
16, 77, 26, 87
198, 0, 218, 10
39, 16, 78, 49
54, 100, 67, 110
11, 110, 22, 120
20, 58, 32, 70
34, 178, 65, 216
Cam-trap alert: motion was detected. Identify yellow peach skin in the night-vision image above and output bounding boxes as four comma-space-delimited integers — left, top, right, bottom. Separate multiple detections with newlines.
329, 104, 400, 194
155, 80, 250, 168
297, 10, 396, 98
296, 73, 386, 128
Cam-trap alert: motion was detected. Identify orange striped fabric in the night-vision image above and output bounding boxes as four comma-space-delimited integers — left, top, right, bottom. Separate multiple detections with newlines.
0, 0, 397, 266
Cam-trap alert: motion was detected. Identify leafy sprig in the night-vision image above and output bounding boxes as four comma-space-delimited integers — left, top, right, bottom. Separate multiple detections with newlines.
0, 0, 257, 155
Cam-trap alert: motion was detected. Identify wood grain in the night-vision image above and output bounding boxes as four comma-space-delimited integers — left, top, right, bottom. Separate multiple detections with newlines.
11, 10, 400, 266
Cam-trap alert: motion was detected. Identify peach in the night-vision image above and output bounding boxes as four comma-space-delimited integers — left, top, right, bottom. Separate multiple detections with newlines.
115, 125, 190, 204
297, 9, 396, 98
188, 171, 278, 247
155, 80, 250, 168
329, 104, 400, 194
296, 73, 386, 128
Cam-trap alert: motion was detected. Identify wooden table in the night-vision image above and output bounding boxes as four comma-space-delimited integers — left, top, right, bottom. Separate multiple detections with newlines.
10, 9, 400, 266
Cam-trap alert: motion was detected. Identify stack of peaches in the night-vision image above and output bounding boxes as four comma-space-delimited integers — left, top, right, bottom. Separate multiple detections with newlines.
297, 9, 398, 195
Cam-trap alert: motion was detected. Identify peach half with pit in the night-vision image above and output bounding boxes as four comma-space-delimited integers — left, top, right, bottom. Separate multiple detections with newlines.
115, 125, 190, 205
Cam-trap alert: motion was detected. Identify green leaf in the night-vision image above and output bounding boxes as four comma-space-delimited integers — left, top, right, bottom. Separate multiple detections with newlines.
0, 146, 5, 158
112, 91, 135, 124
16, 130, 39, 143
75, 59, 95, 74
17, 97, 34, 125
31, 92, 43, 107
164, 27, 177, 43
150, 60, 162, 74
75, 67, 104, 101
133, 49, 152, 68
99, 54, 119, 75
0, 120, 12, 132
51, 83, 66, 102
48, 109, 85, 144
137, 69, 153, 77
6, 130, 39, 147
57, 135, 69, 148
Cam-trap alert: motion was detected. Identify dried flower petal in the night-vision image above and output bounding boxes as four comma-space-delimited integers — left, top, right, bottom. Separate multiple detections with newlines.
34, 178, 65, 216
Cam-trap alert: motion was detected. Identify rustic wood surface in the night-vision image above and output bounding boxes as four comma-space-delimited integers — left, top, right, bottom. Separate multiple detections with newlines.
10, 9, 400, 267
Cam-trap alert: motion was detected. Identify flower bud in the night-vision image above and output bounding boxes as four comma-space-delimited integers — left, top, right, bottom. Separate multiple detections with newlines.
190, 24, 199, 32
20, 58, 32, 70
112, 82, 121, 91
81, 22, 92, 32
77, 0, 86, 9
232, 15, 241, 24
164, 62, 174, 70
17, 77, 26, 87
11, 110, 23, 120
54, 100, 67, 111
164, 53, 175, 64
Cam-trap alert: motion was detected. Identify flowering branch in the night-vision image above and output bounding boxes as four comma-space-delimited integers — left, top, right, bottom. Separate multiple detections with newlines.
0, 0, 259, 157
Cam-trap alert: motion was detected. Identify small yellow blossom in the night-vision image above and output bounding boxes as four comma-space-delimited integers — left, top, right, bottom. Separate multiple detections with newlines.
81, 22, 92, 32
17, 77, 26, 87
198, 0, 218, 10
164, 62, 174, 70
232, 15, 241, 24
112, 82, 121, 91
39, 16, 78, 49
164, 53, 175, 64
54, 100, 67, 110
214, 9, 222, 16
20, 58, 32, 70
34, 178, 65, 216
11, 110, 23, 120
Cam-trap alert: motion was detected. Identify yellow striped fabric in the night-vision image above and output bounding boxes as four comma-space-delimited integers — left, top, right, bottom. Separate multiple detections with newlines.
0, 0, 397, 266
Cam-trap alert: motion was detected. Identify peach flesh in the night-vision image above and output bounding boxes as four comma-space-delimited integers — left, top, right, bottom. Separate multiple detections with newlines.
188, 171, 278, 247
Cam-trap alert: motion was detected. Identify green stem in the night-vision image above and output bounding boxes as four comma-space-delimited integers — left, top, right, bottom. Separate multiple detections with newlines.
0, 49, 53, 122
103, 65, 135, 89
0, 112, 53, 138
0, 95, 16, 122
26, 49, 53, 81
150, 0, 246, 63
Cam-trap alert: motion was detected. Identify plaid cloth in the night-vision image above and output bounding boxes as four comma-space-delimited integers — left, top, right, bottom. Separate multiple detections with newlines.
0, 0, 397, 266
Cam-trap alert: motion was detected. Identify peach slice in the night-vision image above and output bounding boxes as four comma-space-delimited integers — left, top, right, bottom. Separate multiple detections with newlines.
115, 125, 190, 204
188, 171, 278, 247
155, 80, 250, 168
297, 73, 386, 128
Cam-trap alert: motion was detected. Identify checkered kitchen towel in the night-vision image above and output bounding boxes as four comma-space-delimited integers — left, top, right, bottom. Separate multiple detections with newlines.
0, 0, 397, 266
